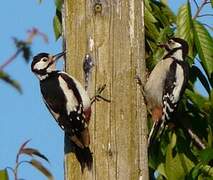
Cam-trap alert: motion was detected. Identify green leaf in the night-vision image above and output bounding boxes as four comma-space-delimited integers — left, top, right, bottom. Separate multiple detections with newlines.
191, 65, 211, 95
211, 0, 213, 8
20, 148, 49, 162
13, 38, 32, 63
161, 0, 168, 4
200, 165, 213, 177
22, 46, 32, 63
53, 14, 62, 40
150, 2, 175, 27
176, 1, 194, 58
55, 0, 62, 11
165, 133, 194, 180
160, 2, 176, 24
185, 89, 208, 109
0, 70, 22, 93
0, 169, 8, 180
30, 159, 53, 180
145, 5, 157, 23
193, 20, 213, 79
207, 127, 212, 147
199, 148, 213, 164
144, 0, 153, 12
153, 27, 174, 58
157, 163, 167, 178
188, 163, 202, 179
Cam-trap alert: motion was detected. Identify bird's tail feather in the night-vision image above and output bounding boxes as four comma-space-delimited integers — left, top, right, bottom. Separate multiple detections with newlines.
148, 120, 166, 148
75, 146, 93, 172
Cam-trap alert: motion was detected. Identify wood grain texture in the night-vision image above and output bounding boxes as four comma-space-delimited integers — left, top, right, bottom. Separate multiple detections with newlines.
63, 0, 148, 179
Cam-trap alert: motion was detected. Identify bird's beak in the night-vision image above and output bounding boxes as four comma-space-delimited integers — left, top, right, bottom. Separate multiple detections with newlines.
157, 43, 167, 48
157, 43, 170, 51
52, 51, 66, 62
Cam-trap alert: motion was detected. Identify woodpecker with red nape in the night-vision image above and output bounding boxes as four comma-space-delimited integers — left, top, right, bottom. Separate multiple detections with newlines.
31, 51, 92, 171
145, 38, 189, 146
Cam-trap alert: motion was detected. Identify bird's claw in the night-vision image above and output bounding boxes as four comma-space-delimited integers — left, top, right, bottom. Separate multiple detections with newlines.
91, 84, 111, 104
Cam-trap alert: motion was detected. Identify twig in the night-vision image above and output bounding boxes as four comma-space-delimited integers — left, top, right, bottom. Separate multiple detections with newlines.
0, 27, 48, 70
193, 0, 199, 9
14, 161, 30, 180
27, 27, 48, 44
202, 23, 213, 31
187, 128, 206, 149
193, 0, 209, 19
195, 57, 201, 62
197, 14, 213, 18
0, 49, 22, 70
5, 166, 15, 174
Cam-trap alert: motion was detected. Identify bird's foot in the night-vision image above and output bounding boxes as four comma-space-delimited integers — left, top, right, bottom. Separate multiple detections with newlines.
91, 84, 111, 105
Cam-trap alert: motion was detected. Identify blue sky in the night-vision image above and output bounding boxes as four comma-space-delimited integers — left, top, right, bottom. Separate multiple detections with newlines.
0, 0, 211, 180
0, 0, 63, 179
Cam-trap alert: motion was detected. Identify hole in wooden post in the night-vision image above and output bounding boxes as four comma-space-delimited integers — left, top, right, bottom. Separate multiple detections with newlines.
94, 2, 102, 14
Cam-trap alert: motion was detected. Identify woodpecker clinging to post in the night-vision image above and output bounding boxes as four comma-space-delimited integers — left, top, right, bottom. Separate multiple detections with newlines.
145, 37, 189, 146
31, 51, 92, 171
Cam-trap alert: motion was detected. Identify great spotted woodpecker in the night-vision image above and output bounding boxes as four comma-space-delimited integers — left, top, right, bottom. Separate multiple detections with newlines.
31, 51, 92, 171
145, 38, 189, 146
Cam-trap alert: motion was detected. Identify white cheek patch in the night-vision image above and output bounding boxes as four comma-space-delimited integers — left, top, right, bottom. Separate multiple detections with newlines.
34, 61, 49, 70
173, 43, 181, 48
58, 76, 79, 115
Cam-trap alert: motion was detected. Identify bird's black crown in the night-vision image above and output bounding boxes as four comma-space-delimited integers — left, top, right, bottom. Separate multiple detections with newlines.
170, 37, 189, 58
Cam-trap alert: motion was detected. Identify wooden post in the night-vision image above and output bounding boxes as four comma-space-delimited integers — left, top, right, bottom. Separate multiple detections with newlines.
63, 0, 148, 179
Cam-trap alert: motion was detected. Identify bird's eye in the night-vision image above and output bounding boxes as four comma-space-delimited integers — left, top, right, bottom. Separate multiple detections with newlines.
168, 40, 173, 44
42, 58, 48, 62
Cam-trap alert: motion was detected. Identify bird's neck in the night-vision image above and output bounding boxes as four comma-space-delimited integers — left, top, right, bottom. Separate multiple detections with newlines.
37, 70, 59, 81
171, 49, 184, 61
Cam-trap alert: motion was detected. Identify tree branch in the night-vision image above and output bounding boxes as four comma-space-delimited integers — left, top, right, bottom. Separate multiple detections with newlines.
193, 0, 209, 19
0, 49, 22, 70
202, 23, 213, 31
193, 0, 199, 9
187, 128, 206, 149
197, 14, 213, 18
0, 27, 48, 70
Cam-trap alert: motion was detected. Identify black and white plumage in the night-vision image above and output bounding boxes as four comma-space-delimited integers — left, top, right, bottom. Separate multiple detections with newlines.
31, 52, 92, 171
145, 38, 189, 146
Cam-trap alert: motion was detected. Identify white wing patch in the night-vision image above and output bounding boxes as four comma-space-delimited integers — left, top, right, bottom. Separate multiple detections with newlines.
172, 64, 184, 103
58, 76, 79, 115
60, 72, 91, 109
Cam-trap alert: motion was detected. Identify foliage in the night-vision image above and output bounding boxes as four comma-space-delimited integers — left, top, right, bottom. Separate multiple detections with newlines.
0, 169, 9, 180
145, 0, 213, 179
53, 0, 62, 40
0, 27, 48, 93
0, 140, 53, 180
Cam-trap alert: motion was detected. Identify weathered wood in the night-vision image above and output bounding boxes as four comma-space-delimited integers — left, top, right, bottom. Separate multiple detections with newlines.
63, 0, 148, 179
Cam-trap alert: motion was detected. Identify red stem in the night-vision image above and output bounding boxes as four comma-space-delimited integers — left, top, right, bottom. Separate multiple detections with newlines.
0, 49, 22, 70
193, 0, 209, 19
